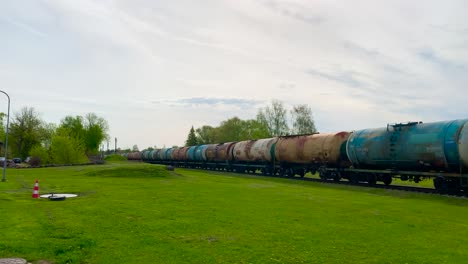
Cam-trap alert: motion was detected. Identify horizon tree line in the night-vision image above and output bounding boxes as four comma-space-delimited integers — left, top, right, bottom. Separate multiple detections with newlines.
184, 100, 317, 146
0, 106, 109, 166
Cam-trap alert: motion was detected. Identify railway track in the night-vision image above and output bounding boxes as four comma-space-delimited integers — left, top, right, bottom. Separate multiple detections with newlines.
185, 167, 468, 197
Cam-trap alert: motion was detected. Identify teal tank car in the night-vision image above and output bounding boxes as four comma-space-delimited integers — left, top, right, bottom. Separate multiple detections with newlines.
164, 148, 174, 160
187, 146, 199, 161
194, 145, 208, 161
346, 119, 468, 172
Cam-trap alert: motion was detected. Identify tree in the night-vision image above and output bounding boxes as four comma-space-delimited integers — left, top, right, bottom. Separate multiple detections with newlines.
39, 122, 57, 149
132, 145, 139, 152
257, 100, 289, 137
57, 115, 86, 140
57, 113, 109, 155
9, 107, 43, 159
242, 119, 270, 139
83, 113, 109, 154
196, 125, 217, 144
185, 126, 198, 146
290, 104, 317, 135
216, 117, 245, 142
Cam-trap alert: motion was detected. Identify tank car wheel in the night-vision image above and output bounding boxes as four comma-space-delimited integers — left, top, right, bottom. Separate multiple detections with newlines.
349, 173, 359, 184
332, 171, 341, 182
446, 179, 461, 195
297, 169, 305, 178
382, 175, 392, 186
434, 176, 448, 194
367, 174, 377, 186
287, 168, 295, 177
279, 169, 285, 177
319, 171, 327, 181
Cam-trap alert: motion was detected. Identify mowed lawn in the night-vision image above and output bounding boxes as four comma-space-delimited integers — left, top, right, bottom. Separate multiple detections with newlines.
1, 162, 468, 263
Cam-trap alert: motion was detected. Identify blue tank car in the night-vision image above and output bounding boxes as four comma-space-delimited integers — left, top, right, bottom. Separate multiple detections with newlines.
346, 119, 468, 172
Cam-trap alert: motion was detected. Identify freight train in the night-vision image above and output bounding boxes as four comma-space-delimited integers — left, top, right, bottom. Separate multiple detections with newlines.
126, 119, 468, 194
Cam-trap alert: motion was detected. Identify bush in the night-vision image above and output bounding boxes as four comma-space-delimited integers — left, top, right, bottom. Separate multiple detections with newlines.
29, 156, 42, 167
29, 145, 50, 166
50, 136, 88, 164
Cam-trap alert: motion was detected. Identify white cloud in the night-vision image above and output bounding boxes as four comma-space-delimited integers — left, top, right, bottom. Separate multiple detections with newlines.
0, 0, 467, 148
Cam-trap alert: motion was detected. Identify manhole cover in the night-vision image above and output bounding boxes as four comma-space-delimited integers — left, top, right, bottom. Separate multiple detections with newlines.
39, 194, 78, 198
0, 258, 28, 264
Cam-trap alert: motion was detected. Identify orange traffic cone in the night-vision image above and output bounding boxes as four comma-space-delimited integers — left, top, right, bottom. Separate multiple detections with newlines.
32, 179, 39, 199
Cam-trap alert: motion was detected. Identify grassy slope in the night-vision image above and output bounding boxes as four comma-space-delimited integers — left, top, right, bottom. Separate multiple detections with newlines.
1, 161, 467, 263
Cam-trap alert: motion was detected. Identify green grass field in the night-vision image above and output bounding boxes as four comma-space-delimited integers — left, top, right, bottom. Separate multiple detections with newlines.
1, 161, 468, 263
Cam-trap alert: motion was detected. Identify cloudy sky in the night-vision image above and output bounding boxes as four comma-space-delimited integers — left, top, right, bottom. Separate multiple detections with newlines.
1, 0, 467, 149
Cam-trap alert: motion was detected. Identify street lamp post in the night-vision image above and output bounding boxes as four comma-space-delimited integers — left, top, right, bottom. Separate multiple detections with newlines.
0, 90, 10, 182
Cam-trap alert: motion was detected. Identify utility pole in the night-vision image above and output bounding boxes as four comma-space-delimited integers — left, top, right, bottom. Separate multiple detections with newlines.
114, 137, 117, 154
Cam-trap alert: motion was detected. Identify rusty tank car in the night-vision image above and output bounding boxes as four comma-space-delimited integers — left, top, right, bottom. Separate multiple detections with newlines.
232, 138, 278, 163
214, 142, 237, 162
205, 144, 218, 162
275, 132, 350, 165
231, 138, 278, 173
173, 147, 189, 161
127, 151, 142, 160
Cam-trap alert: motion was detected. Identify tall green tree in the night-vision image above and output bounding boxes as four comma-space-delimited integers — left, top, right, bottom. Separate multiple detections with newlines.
185, 126, 198, 146
57, 113, 109, 155
84, 113, 109, 154
217, 117, 245, 142
9, 107, 43, 159
242, 119, 270, 139
39, 122, 57, 149
290, 104, 317, 135
195, 125, 217, 144
257, 100, 289, 137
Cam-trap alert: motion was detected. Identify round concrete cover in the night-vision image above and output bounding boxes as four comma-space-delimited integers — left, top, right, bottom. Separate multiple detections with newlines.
0, 258, 28, 264
39, 194, 78, 198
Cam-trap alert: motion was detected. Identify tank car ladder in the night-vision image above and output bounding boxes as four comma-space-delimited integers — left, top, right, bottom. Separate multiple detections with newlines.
387, 122, 421, 168
389, 128, 400, 168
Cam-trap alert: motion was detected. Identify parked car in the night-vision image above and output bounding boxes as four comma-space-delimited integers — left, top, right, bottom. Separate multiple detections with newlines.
12, 158, 21, 164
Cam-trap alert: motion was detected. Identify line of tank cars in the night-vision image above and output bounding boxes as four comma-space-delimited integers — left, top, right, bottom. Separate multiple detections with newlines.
126, 119, 468, 194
